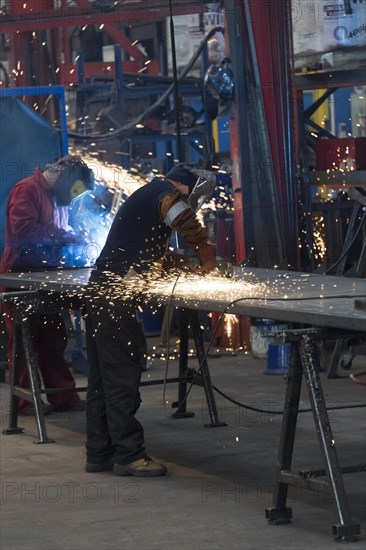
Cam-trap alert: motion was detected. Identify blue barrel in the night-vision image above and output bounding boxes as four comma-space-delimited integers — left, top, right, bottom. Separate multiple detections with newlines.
138, 309, 164, 337
264, 343, 290, 375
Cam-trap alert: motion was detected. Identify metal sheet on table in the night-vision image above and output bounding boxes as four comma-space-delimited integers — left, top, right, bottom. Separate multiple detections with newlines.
0, 268, 365, 332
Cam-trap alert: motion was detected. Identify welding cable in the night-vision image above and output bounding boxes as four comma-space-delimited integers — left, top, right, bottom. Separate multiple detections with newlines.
350, 372, 366, 387
166, 296, 265, 418
211, 384, 366, 415
67, 26, 224, 142
168, 0, 182, 162
324, 207, 366, 275
167, 293, 366, 418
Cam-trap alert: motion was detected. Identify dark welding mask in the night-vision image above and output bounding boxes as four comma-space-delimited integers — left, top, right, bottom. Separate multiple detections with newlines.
51, 155, 94, 206
185, 166, 216, 212
165, 163, 216, 212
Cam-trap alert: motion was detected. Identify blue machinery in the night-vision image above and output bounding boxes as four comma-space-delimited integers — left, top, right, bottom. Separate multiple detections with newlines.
0, 85, 69, 155
71, 42, 227, 170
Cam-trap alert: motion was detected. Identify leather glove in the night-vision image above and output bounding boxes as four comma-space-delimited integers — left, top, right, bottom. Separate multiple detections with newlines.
162, 252, 193, 273
195, 242, 216, 274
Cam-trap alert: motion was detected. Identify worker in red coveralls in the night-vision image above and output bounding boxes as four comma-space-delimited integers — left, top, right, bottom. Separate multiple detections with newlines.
0, 155, 94, 414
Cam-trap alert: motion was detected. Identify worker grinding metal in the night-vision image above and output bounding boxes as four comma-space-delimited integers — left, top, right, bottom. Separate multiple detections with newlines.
84, 163, 216, 477
0, 155, 94, 414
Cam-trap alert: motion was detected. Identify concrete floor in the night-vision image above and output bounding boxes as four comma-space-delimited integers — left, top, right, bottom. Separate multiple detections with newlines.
1, 341, 366, 550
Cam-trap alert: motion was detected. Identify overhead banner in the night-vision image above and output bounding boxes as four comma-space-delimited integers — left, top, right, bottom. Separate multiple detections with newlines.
166, 9, 225, 78
292, 0, 366, 68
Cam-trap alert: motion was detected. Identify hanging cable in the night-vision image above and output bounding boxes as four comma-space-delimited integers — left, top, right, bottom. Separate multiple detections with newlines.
325, 208, 366, 274
168, 0, 183, 161
67, 26, 224, 142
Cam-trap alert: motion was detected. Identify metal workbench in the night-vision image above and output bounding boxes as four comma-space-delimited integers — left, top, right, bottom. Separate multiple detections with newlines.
1, 267, 365, 541
0, 266, 365, 330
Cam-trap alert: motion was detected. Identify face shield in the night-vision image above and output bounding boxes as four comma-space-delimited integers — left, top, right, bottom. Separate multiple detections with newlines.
52, 159, 94, 206
185, 167, 216, 212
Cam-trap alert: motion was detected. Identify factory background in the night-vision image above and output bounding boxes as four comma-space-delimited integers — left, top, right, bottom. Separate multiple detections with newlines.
1, 0, 365, 348
1, 0, 365, 276
0, 1, 366, 549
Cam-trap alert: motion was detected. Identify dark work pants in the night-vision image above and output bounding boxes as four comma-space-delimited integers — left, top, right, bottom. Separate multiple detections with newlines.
84, 294, 146, 465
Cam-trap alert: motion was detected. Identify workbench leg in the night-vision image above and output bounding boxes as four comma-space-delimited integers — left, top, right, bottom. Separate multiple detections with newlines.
300, 335, 360, 542
327, 338, 345, 379
190, 311, 226, 428
3, 322, 24, 435
21, 319, 55, 444
266, 342, 302, 524
172, 309, 194, 419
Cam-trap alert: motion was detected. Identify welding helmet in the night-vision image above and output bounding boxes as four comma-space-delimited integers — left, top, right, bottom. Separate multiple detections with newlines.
50, 155, 94, 206
165, 163, 216, 212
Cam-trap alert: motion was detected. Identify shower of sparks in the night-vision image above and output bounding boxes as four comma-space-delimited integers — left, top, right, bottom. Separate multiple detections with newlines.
96, 268, 272, 313
65, 153, 150, 266
2, 262, 361, 359
0, 152, 237, 354
3, 262, 341, 326
312, 214, 327, 265
223, 314, 240, 349
1, 268, 269, 331
60, 153, 233, 268
81, 153, 148, 195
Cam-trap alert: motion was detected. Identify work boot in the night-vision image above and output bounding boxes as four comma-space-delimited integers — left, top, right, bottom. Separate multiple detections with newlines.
114, 456, 167, 477
85, 459, 115, 473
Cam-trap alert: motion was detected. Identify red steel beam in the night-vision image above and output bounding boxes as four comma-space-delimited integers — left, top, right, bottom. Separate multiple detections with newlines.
1, 4, 207, 33
103, 24, 147, 62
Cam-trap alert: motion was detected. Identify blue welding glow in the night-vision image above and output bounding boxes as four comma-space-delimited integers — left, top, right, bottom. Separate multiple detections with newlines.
64, 182, 127, 267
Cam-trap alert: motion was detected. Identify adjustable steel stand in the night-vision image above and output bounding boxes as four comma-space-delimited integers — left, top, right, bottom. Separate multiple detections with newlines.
172, 308, 226, 427
266, 328, 362, 542
2, 291, 85, 443
2, 292, 225, 443
2, 292, 55, 443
